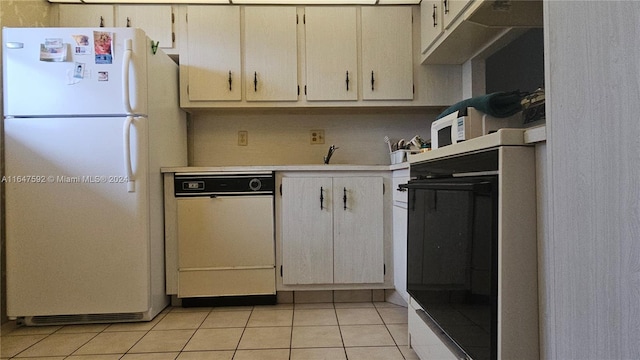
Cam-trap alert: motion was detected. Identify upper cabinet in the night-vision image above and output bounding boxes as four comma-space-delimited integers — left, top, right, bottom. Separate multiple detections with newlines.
304, 7, 358, 101
183, 6, 299, 104
420, 0, 443, 55
116, 5, 174, 52
441, 0, 473, 29
421, 0, 543, 64
185, 6, 241, 102
176, 5, 460, 108
244, 7, 298, 102
56, 4, 176, 53
361, 6, 413, 101
58, 4, 114, 27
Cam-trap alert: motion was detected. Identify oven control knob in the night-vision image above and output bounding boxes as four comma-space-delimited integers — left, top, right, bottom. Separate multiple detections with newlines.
249, 178, 262, 191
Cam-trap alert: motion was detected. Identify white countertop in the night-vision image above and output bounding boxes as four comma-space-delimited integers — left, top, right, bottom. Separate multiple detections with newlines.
162, 163, 406, 173
408, 126, 545, 164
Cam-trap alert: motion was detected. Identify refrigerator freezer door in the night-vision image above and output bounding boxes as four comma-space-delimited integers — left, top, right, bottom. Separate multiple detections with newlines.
5, 116, 151, 316
2, 27, 148, 117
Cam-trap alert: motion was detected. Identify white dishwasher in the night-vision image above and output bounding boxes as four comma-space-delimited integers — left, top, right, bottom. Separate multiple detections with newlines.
174, 172, 276, 306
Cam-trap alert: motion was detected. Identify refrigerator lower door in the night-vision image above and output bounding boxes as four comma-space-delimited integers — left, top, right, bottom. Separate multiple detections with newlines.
5, 116, 152, 321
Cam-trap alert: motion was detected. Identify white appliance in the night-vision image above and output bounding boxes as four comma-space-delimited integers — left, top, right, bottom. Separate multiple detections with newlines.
172, 173, 276, 305
430, 107, 522, 149
3, 27, 187, 325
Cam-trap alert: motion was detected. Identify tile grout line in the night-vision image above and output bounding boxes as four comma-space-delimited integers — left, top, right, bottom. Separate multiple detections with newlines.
288, 305, 295, 360
118, 317, 154, 358
175, 306, 211, 356
374, 303, 411, 360
233, 305, 254, 358
14, 323, 103, 359
122, 307, 168, 357
334, 303, 350, 360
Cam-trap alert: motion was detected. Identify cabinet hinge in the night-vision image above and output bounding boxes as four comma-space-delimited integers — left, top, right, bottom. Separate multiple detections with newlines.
185, 13, 188, 23
383, 183, 386, 194
280, 265, 283, 277
172, 32, 175, 43
304, 85, 307, 95
172, 12, 175, 24
303, 14, 306, 24
413, 84, 415, 94
296, 14, 298, 24
187, 85, 189, 95
384, 264, 386, 275
297, 86, 300, 96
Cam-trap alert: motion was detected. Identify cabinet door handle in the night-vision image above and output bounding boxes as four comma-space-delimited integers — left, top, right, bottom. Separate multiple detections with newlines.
228, 71, 232, 91
126, 17, 131, 27
346, 71, 350, 91
254, 71, 258, 92
343, 187, 347, 210
444, 0, 449, 14
320, 186, 324, 210
432, 5, 437, 27
100, 16, 104, 27
371, 71, 375, 91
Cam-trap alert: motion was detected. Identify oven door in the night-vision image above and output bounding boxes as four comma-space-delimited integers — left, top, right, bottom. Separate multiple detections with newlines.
401, 175, 498, 360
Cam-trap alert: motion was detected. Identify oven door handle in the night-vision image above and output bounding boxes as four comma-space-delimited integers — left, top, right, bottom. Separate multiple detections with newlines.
399, 181, 492, 192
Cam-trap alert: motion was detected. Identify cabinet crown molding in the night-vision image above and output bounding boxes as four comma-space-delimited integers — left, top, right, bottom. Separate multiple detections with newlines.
50, 0, 420, 4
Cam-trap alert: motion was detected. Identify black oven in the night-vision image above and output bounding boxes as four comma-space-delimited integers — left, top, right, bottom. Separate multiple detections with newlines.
401, 149, 499, 360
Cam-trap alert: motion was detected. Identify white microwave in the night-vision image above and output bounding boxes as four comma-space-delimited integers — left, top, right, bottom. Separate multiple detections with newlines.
431, 107, 522, 149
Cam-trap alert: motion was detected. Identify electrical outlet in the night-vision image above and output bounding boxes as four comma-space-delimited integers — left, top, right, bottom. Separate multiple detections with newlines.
238, 131, 248, 146
310, 129, 325, 144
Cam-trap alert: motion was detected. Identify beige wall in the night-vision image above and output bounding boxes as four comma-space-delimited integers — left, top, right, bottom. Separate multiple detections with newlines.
188, 109, 438, 166
1, 0, 52, 28
1, 0, 53, 325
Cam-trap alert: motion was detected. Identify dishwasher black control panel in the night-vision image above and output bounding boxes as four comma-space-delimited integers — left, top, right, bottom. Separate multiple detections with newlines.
174, 172, 275, 197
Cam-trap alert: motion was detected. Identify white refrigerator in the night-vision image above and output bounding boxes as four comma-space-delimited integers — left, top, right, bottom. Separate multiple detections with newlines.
3, 27, 186, 325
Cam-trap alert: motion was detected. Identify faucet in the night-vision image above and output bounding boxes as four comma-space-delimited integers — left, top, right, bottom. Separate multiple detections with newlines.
323, 145, 339, 164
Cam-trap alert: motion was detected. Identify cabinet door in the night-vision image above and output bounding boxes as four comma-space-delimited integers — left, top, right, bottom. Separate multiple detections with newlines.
281, 177, 334, 285
244, 7, 298, 102
361, 7, 413, 100
442, 0, 474, 29
333, 177, 384, 284
116, 5, 173, 50
58, 4, 114, 27
304, 7, 357, 101
186, 6, 241, 101
420, 0, 444, 54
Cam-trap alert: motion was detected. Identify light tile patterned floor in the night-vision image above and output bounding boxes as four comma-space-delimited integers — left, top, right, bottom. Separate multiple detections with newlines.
0, 302, 419, 360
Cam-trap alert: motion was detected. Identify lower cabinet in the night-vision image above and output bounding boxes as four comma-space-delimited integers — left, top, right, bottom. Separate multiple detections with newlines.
280, 175, 385, 286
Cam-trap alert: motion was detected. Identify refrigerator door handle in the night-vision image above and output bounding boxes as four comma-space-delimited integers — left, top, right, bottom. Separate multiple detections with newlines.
122, 39, 133, 114
123, 116, 136, 192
